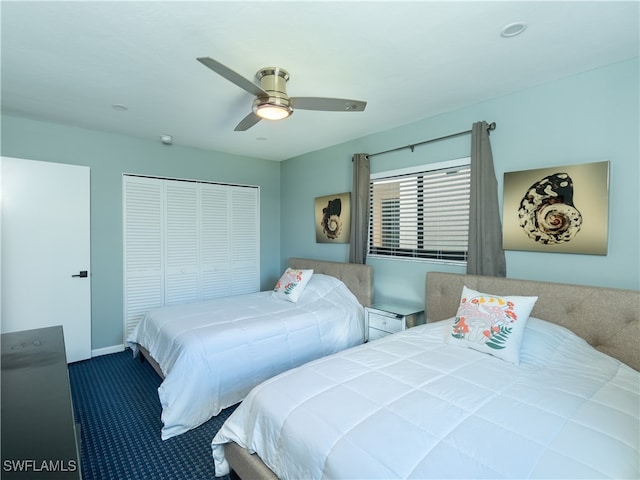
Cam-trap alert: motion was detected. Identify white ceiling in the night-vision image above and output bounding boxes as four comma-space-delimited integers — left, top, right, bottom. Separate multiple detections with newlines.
2, 1, 638, 161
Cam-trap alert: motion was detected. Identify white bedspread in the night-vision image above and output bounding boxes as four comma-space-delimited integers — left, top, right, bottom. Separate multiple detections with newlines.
127, 274, 364, 440
212, 317, 640, 479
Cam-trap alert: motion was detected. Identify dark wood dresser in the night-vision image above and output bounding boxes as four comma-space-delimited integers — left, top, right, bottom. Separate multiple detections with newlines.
1, 326, 82, 479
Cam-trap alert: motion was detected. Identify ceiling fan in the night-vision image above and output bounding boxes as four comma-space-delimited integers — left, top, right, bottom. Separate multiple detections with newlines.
197, 57, 367, 131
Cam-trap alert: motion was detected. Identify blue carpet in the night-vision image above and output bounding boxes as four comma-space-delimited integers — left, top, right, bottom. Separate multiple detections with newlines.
69, 351, 236, 480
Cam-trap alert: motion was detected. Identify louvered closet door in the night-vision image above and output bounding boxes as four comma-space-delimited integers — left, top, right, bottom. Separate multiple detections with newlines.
123, 177, 164, 339
231, 187, 260, 294
165, 181, 199, 305
123, 175, 260, 340
201, 184, 232, 299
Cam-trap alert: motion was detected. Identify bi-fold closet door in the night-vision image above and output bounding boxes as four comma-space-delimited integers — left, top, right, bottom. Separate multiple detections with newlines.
123, 174, 259, 340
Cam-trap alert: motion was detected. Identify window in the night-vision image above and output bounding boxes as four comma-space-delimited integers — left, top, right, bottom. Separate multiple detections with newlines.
368, 158, 470, 264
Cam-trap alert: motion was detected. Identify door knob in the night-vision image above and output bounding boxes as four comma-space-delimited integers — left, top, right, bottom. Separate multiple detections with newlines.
71, 270, 88, 278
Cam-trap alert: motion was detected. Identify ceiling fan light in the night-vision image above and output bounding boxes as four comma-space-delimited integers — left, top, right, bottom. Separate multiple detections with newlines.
255, 105, 291, 120
253, 97, 293, 121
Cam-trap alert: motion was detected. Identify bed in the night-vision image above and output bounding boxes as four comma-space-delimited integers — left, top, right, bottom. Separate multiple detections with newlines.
127, 257, 373, 440
212, 272, 640, 479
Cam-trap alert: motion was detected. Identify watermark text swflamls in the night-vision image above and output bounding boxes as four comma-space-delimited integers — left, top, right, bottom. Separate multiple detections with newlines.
3, 459, 78, 473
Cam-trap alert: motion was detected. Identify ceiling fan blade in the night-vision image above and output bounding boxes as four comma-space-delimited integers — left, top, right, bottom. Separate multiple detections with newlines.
197, 57, 267, 97
290, 97, 367, 112
234, 112, 262, 131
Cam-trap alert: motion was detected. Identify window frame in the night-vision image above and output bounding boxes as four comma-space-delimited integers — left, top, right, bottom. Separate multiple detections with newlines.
368, 157, 471, 265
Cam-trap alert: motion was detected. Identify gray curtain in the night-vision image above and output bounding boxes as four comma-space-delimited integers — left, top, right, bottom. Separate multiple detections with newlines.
467, 121, 506, 276
349, 153, 370, 264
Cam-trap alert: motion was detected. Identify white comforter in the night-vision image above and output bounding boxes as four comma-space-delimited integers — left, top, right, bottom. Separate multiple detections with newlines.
212, 317, 640, 479
127, 274, 364, 440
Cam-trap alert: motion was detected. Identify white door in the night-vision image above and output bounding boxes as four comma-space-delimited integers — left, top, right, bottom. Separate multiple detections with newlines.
1, 157, 91, 363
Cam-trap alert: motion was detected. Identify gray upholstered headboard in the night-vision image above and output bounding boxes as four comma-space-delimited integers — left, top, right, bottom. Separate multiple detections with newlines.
426, 272, 640, 372
289, 258, 373, 306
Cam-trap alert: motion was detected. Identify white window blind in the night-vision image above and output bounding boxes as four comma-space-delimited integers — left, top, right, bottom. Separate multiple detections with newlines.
368, 159, 470, 263
123, 175, 259, 339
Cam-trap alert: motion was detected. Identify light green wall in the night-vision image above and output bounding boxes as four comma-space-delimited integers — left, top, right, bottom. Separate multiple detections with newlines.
2, 59, 638, 350
1, 116, 282, 350
281, 58, 640, 306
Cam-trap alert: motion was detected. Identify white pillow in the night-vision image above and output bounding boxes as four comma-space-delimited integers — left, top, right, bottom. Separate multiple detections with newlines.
446, 286, 538, 364
272, 268, 314, 303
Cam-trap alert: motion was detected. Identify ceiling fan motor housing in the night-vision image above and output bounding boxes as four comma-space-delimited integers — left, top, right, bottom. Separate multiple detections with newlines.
252, 67, 293, 117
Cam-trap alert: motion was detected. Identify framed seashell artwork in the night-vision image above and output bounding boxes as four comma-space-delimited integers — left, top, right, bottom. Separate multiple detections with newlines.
503, 160, 609, 255
315, 192, 351, 243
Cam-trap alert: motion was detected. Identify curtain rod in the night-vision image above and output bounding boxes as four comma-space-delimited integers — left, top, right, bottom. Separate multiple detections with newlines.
368, 121, 496, 158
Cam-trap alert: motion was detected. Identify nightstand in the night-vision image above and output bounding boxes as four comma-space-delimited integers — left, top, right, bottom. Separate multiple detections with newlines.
365, 302, 425, 341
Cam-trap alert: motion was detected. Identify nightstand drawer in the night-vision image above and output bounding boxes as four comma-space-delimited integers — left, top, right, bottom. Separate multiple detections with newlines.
368, 327, 390, 342
365, 302, 425, 342
367, 311, 403, 334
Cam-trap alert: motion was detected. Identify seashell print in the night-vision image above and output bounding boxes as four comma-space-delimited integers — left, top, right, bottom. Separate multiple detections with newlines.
321, 198, 343, 239
517, 172, 582, 245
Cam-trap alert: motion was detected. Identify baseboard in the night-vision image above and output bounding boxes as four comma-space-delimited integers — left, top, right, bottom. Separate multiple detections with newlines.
91, 344, 126, 357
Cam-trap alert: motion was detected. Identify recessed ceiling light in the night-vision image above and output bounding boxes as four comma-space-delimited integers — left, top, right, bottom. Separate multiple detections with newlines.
112, 103, 128, 111
501, 22, 527, 38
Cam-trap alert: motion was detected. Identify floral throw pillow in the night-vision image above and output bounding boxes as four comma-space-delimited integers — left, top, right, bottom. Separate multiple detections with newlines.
447, 286, 538, 364
272, 268, 314, 303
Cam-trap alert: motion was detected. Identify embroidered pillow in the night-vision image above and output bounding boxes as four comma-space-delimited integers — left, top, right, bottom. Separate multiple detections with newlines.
272, 268, 314, 303
447, 286, 538, 364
